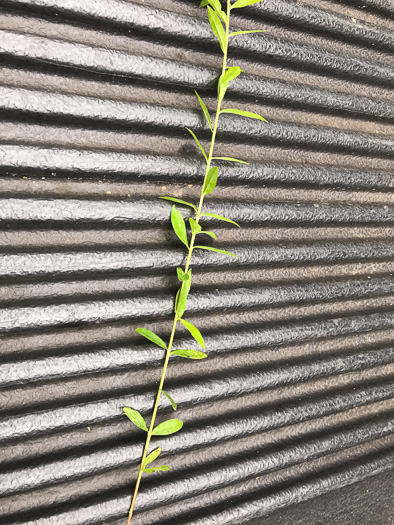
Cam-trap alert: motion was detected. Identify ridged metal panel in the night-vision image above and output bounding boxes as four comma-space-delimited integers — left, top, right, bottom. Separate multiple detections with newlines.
0, 0, 393, 523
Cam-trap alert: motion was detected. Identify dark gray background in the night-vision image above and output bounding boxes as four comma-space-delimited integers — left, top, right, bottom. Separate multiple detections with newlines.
0, 0, 393, 523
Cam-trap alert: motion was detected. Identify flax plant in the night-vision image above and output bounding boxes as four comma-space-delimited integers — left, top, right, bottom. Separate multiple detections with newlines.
123, 1, 266, 522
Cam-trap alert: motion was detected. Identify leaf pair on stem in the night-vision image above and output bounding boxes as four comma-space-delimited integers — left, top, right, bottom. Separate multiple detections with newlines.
123, 408, 183, 437
170, 203, 238, 258
203, 0, 268, 51
123, 409, 182, 473
136, 325, 205, 356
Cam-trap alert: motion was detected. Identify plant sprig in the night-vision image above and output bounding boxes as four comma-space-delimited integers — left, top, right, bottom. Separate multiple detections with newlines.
124, 1, 266, 522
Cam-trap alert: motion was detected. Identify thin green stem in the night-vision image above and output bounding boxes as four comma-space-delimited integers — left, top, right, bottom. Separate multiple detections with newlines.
185, 0, 230, 271
126, 316, 178, 525
126, 2, 231, 522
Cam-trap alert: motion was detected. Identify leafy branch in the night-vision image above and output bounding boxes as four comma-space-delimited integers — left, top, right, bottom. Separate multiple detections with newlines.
124, 1, 266, 522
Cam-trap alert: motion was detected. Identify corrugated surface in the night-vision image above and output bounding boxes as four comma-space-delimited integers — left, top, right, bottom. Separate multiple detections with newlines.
0, 0, 393, 523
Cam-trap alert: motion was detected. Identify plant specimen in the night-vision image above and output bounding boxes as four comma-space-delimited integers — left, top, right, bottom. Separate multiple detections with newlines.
123, 0, 266, 522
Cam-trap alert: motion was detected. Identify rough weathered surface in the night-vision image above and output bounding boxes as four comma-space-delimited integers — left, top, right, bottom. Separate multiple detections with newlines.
0, 0, 393, 523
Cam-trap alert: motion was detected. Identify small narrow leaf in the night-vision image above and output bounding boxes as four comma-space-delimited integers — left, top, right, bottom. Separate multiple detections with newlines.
174, 289, 180, 313
136, 328, 167, 349
180, 319, 205, 349
218, 66, 242, 102
201, 212, 240, 227
221, 108, 267, 121
212, 156, 249, 165
160, 197, 197, 211
123, 408, 148, 432
144, 447, 162, 468
229, 30, 268, 36
209, 0, 227, 22
195, 90, 212, 131
176, 275, 192, 318
152, 419, 183, 436
201, 230, 217, 240
222, 67, 243, 83
207, 6, 219, 39
189, 217, 202, 234
200, 0, 226, 19
143, 465, 170, 473
203, 166, 218, 195
171, 205, 189, 248
177, 267, 191, 281
186, 128, 208, 162
195, 245, 237, 257
207, 6, 226, 52
161, 390, 177, 411
171, 349, 207, 359
231, 0, 263, 8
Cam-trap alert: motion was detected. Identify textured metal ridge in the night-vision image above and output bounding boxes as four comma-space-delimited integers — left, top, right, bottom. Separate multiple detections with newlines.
0, 0, 393, 523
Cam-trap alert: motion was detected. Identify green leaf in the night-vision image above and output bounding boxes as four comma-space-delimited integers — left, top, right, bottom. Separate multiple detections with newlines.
195, 245, 237, 257
135, 328, 167, 349
176, 274, 192, 318
152, 419, 183, 436
231, 0, 263, 8
171, 349, 208, 359
144, 447, 162, 468
203, 166, 218, 195
212, 156, 249, 165
143, 465, 170, 473
200, 0, 226, 20
177, 267, 191, 281
229, 30, 268, 36
218, 66, 242, 102
186, 128, 208, 162
171, 205, 189, 248
160, 197, 197, 211
189, 217, 202, 234
201, 230, 217, 240
174, 289, 180, 313
221, 108, 267, 121
195, 90, 212, 132
161, 390, 177, 411
209, 0, 227, 21
200, 212, 240, 227
180, 319, 205, 349
222, 66, 243, 83
207, 6, 226, 52
123, 408, 148, 432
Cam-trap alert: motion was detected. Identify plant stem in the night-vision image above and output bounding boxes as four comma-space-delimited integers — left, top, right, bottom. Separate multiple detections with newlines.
185, 3, 230, 270
126, 2, 231, 522
126, 316, 178, 525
